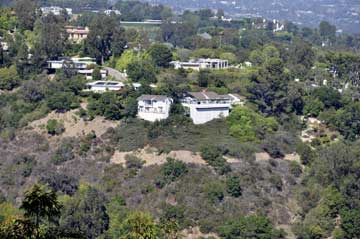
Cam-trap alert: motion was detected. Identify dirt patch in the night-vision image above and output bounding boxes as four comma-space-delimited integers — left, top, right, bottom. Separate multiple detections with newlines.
255, 152, 271, 161
111, 147, 206, 166
180, 227, 219, 239
284, 153, 300, 162
28, 108, 118, 142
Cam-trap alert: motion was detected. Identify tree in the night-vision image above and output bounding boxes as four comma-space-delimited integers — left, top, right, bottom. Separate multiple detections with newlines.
148, 44, 173, 67
85, 14, 126, 63
34, 13, 68, 59
92, 67, 102, 81
0, 66, 20, 90
115, 50, 138, 71
303, 96, 324, 117
126, 60, 157, 83
20, 184, 61, 238
14, 0, 38, 30
319, 21, 336, 43
227, 106, 278, 142
248, 58, 291, 115
218, 215, 283, 239
60, 186, 109, 239
341, 208, 360, 239
122, 211, 157, 239
226, 176, 242, 197
47, 92, 78, 112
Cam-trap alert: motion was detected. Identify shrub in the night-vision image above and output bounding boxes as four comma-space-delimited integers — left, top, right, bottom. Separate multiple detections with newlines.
204, 181, 224, 203
226, 176, 242, 197
40, 172, 79, 196
51, 138, 76, 165
289, 161, 302, 177
269, 175, 283, 191
200, 144, 231, 175
125, 154, 145, 169
296, 142, 316, 165
47, 92, 79, 112
156, 158, 188, 188
46, 119, 65, 136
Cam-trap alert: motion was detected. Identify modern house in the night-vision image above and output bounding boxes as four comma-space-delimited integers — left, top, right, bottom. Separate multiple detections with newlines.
104, 9, 121, 15
47, 57, 107, 80
40, 6, 72, 16
66, 26, 89, 43
181, 91, 232, 124
137, 95, 173, 122
86, 81, 125, 92
171, 58, 229, 71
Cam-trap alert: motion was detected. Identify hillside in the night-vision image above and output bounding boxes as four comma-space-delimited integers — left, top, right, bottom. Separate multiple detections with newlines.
0, 1, 359, 238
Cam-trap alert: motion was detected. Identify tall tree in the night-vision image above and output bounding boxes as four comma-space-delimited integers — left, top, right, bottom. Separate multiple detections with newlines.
248, 58, 291, 115
14, 0, 38, 31
60, 186, 109, 239
34, 13, 68, 59
148, 44, 173, 68
85, 14, 126, 64
20, 184, 61, 238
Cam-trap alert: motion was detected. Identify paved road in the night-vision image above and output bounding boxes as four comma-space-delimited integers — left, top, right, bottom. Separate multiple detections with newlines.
104, 67, 127, 81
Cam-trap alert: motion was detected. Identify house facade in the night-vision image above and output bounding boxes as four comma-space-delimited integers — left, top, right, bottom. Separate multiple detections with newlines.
40, 6, 72, 16
171, 58, 229, 71
47, 57, 107, 80
137, 95, 173, 122
181, 92, 232, 124
66, 26, 89, 43
86, 81, 124, 92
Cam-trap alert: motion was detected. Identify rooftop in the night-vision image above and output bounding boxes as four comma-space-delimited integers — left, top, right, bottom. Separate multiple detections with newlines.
138, 95, 170, 101
187, 92, 231, 100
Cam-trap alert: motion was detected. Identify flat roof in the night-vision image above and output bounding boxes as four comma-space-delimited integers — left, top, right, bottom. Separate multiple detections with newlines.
137, 95, 170, 101
187, 92, 231, 100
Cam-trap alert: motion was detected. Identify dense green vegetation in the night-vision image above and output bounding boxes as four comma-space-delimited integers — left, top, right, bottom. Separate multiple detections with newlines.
0, 0, 359, 238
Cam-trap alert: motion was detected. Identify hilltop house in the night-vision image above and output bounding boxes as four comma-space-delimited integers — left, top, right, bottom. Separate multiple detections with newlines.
137, 95, 173, 122
40, 6, 72, 16
86, 81, 124, 92
171, 58, 229, 71
181, 91, 232, 124
66, 26, 89, 43
47, 57, 107, 80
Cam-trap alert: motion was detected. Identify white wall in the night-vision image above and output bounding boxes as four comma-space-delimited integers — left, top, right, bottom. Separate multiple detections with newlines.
188, 106, 229, 124
138, 99, 172, 122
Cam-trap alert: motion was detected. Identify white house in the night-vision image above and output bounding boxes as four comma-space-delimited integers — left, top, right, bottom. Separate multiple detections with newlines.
47, 57, 107, 80
104, 9, 121, 16
86, 81, 125, 92
66, 26, 89, 43
181, 91, 232, 124
171, 58, 229, 71
40, 6, 72, 16
137, 95, 173, 122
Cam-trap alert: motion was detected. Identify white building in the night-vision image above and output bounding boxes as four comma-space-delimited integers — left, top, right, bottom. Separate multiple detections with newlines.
86, 81, 125, 92
66, 26, 89, 43
137, 95, 173, 122
40, 6, 72, 16
47, 57, 107, 80
104, 9, 121, 16
181, 91, 232, 124
0, 41, 9, 51
171, 58, 229, 71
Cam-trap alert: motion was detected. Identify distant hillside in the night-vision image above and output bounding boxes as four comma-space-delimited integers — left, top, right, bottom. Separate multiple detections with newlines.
143, 0, 360, 33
